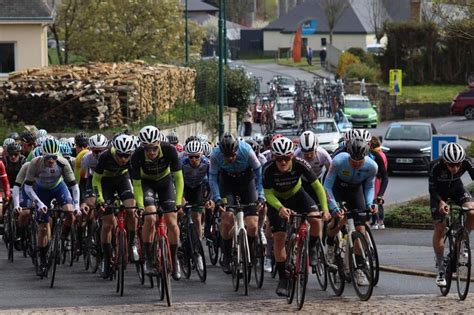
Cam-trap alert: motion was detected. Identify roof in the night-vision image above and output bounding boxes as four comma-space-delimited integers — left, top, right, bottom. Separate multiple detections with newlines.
265, 0, 411, 34
182, 0, 218, 12
190, 14, 247, 40
344, 94, 370, 100
0, 0, 53, 22
389, 121, 433, 126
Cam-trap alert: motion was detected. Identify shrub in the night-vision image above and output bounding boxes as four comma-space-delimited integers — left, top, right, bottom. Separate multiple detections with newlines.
347, 47, 378, 68
345, 63, 381, 83
468, 141, 474, 158
336, 52, 360, 78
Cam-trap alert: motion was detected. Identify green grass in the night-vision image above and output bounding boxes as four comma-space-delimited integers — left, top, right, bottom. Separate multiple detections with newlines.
277, 58, 321, 72
48, 48, 86, 65
397, 84, 467, 104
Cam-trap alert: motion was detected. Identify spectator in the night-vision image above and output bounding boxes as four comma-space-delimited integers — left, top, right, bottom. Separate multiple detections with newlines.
319, 47, 327, 68
306, 47, 313, 66
243, 107, 253, 137
369, 136, 389, 229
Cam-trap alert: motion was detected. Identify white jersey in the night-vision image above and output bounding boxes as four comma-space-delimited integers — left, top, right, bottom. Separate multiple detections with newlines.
80, 151, 100, 177
257, 153, 267, 166
262, 149, 272, 162
294, 146, 332, 180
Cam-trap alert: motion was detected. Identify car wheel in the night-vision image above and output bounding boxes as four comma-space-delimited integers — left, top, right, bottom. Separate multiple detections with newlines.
464, 107, 474, 120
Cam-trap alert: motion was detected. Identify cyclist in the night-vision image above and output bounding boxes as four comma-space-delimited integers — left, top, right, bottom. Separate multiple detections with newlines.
130, 126, 184, 279
92, 134, 136, 279
12, 161, 32, 238
331, 128, 371, 158
429, 143, 474, 287
202, 141, 213, 158
209, 132, 265, 274
23, 139, 80, 276
20, 131, 36, 158
324, 137, 378, 286
368, 136, 389, 229
261, 132, 274, 161
262, 137, 330, 296
296, 130, 331, 182
167, 131, 179, 146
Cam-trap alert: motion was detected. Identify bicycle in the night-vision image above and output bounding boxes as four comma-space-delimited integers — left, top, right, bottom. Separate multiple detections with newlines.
327, 207, 375, 301
177, 204, 207, 282
251, 210, 266, 289
141, 205, 172, 307
223, 197, 257, 296
439, 201, 474, 300
206, 205, 222, 266
3, 201, 16, 262
364, 211, 380, 286
285, 212, 322, 310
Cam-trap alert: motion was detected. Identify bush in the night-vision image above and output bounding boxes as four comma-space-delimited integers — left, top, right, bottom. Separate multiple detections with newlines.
347, 47, 378, 69
345, 63, 381, 83
467, 141, 474, 158
336, 52, 360, 78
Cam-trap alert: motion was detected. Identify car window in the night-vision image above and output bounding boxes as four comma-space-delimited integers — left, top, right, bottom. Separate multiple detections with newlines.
277, 101, 293, 111
385, 124, 431, 141
345, 100, 371, 109
312, 122, 338, 134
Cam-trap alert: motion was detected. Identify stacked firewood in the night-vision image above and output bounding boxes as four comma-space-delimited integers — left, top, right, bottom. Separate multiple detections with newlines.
0, 61, 196, 130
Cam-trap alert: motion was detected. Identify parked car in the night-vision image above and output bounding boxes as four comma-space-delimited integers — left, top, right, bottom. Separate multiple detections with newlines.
310, 118, 342, 153
450, 87, 474, 120
334, 109, 353, 133
270, 75, 295, 96
273, 127, 300, 141
343, 94, 378, 128
275, 97, 295, 128
381, 122, 437, 173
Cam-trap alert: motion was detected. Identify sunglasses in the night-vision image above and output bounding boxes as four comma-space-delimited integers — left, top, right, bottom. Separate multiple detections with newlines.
116, 152, 131, 158
144, 146, 160, 153
189, 155, 201, 160
447, 162, 462, 168
44, 154, 58, 161
275, 155, 292, 162
10, 153, 20, 157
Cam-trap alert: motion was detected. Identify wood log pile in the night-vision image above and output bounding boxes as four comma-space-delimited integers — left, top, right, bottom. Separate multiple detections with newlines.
0, 61, 196, 130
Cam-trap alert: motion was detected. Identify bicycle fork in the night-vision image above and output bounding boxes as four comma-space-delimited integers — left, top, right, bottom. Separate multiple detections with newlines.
235, 211, 251, 266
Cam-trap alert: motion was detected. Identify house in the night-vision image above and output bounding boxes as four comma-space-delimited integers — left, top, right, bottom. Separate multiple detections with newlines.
263, 0, 413, 55
0, 0, 53, 78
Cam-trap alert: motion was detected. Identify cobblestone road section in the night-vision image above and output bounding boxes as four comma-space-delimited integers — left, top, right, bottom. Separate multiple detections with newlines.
1, 295, 472, 314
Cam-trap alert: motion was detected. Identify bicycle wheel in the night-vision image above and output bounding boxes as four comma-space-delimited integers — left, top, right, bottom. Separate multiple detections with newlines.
328, 238, 345, 296
349, 231, 374, 301
117, 231, 126, 296
364, 224, 380, 286
440, 230, 454, 296
49, 226, 61, 288
30, 221, 38, 269
286, 235, 297, 304
83, 225, 91, 271
6, 211, 15, 262
456, 230, 471, 300
178, 246, 191, 279
295, 239, 309, 310
69, 227, 76, 267
313, 237, 327, 291
90, 222, 101, 274
240, 229, 249, 296
231, 240, 240, 292
253, 232, 265, 288
159, 237, 172, 307
207, 236, 219, 266
191, 227, 207, 282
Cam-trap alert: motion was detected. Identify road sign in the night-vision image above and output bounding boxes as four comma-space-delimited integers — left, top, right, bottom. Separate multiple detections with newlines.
302, 20, 317, 35
389, 69, 402, 96
431, 135, 458, 160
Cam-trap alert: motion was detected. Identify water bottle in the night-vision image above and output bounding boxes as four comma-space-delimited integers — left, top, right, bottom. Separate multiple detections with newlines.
132, 238, 140, 262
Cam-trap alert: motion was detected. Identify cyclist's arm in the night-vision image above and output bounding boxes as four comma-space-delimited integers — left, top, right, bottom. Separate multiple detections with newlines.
23, 159, 41, 205
132, 179, 144, 209
428, 161, 443, 203
249, 150, 265, 200
264, 188, 283, 210
12, 185, 20, 209
0, 161, 10, 199
130, 152, 144, 208
209, 154, 221, 201
363, 166, 377, 208
310, 179, 329, 212
466, 158, 474, 180
172, 170, 184, 205
323, 161, 338, 210
92, 172, 104, 204
374, 152, 389, 197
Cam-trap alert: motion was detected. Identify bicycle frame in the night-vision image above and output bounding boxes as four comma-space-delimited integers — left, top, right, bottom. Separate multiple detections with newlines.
114, 207, 129, 265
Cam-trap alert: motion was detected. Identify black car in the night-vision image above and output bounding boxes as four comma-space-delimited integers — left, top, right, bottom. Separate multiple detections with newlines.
381, 122, 437, 173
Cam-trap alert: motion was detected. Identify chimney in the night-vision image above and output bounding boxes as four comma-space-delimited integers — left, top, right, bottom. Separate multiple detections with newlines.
410, 0, 421, 22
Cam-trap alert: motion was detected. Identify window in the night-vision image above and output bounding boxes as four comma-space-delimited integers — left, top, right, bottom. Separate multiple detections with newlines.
0, 43, 15, 73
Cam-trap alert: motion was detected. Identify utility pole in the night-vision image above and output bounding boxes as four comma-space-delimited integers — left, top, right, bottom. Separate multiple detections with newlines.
223, 0, 228, 65
218, 0, 225, 137
185, 0, 189, 65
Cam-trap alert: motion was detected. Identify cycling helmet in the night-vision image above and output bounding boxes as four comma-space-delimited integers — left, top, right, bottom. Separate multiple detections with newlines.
20, 131, 36, 144
41, 139, 60, 155
219, 132, 239, 157
347, 138, 369, 161
252, 133, 264, 145
59, 142, 72, 156
202, 142, 212, 157
8, 132, 20, 141
299, 131, 318, 152
175, 143, 184, 153
6, 142, 21, 155
185, 135, 199, 145
113, 134, 134, 154
245, 139, 260, 154
271, 134, 283, 143
167, 131, 179, 145
263, 133, 274, 148
185, 140, 203, 155
358, 129, 372, 143
197, 133, 208, 143
271, 137, 294, 156
3, 138, 15, 147
75, 132, 89, 147
66, 137, 75, 146
89, 134, 108, 149
159, 133, 168, 143
131, 135, 141, 150
138, 126, 160, 144
32, 147, 42, 158
442, 143, 465, 164
36, 129, 48, 138
36, 136, 47, 147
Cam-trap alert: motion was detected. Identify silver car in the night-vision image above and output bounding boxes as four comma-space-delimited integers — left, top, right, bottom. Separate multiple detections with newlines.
275, 97, 295, 128
310, 118, 342, 153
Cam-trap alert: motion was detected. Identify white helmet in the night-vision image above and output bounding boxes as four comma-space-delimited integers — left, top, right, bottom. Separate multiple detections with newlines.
36, 136, 48, 147
113, 134, 134, 154
131, 135, 141, 150
66, 137, 75, 146
36, 129, 47, 138
197, 133, 208, 143
202, 142, 212, 157
442, 143, 465, 164
89, 134, 108, 149
3, 138, 15, 147
138, 126, 160, 145
159, 133, 168, 143
185, 140, 203, 155
359, 129, 372, 143
299, 131, 318, 152
271, 137, 294, 156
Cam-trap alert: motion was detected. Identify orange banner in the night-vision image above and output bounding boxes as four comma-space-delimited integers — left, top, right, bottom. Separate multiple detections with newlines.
292, 26, 302, 63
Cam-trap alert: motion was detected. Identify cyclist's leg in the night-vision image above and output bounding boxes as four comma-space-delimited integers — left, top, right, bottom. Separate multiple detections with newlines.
219, 177, 236, 272
431, 195, 447, 275
17, 189, 31, 240
185, 185, 204, 239
34, 186, 53, 271
453, 185, 474, 231
267, 202, 288, 296
117, 175, 136, 255
100, 177, 115, 278
241, 180, 258, 256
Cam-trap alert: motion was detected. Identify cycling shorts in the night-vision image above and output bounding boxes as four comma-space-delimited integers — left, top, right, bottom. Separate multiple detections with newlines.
219, 171, 257, 217
35, 181, 72, 223
184, 185, 204, 213
331, 178, 368, 226
142, 175, 176, 213
101, 174, 134, 214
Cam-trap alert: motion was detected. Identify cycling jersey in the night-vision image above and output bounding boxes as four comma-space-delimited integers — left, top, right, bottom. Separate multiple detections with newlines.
81, 151, 100, 177
262, 157, 328, 212
294, 146, 331, 180
368, 150, 389, 198
74, 149, 89, 181
429, 157, 474, 204
209, 140, 264, 201
324, 152, 378, 210
1, 155, 26, 186
12, 162, 30, 209
180, 156, 209, 189
262, 149, 272, 162
130, 143, 184, 209
257, 153, 267, 166
0, 159, 11, 199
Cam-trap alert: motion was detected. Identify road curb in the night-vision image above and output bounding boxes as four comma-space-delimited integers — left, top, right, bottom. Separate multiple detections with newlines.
380, 265, 474, 281
459, 135, 473, 142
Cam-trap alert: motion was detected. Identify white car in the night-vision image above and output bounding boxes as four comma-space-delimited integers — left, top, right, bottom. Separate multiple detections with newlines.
275, 97, 295, 127
310, 118, 342, 153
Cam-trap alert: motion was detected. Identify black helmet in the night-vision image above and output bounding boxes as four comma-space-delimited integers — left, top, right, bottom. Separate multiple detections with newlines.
8, 132, 20, 141
20, 131, 36, 144
263, 132, 274, 148
167, 131, 179, 145
6, 142, 22, 155
75, 132, 89, 147
245, 139, 260, 154
219, 132, 239, 157
185, 135, 199, 145
347, 138, 369, 161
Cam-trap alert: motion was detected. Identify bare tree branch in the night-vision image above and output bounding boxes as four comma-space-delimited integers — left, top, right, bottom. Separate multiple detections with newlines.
320, 0, 352, 44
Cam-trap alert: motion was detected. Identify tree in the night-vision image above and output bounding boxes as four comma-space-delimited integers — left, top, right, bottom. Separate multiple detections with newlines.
366, 0, 391, 44
320, 0, 351, 45
431, 0, 474, 40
